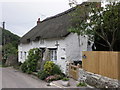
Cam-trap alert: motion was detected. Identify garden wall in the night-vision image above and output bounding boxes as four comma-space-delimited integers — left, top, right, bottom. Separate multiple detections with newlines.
79, 68, 120, 88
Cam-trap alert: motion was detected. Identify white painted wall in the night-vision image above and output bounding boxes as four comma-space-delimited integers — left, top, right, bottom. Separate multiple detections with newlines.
65, 33, 88, 62
18, 33, 88, 73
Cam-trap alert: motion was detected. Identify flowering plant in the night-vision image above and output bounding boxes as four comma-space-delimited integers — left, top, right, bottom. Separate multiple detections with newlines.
45, 75, 56, 82
45, 74, 62, 82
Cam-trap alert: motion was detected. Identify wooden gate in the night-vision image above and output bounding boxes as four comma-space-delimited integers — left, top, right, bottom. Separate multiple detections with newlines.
69, 64, 79, 80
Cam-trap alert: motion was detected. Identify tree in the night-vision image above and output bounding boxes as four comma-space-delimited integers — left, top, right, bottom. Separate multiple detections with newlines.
2, 43, 17, 59
69, 1, 120, 51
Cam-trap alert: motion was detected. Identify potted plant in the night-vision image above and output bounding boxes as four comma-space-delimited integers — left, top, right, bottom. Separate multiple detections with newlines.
61, 77, 70, 87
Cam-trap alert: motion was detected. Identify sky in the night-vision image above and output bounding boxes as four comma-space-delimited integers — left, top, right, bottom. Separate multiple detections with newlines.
0, 0, 111, 37
0, 0, 87, 37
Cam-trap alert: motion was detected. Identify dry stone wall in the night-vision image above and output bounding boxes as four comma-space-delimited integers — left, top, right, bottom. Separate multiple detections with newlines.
78, 68, 120, 88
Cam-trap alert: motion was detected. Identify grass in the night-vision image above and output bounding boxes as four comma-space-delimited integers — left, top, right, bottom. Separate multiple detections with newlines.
0, 61, 2, 67
0, 62, 8, 67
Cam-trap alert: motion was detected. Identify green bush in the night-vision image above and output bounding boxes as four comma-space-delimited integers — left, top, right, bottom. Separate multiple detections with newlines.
44, 61, 62, 75
44, 61, 54, 75
52, 64, 62, 75
20, 48, 41, 73
20, 61, 28, 73
76, 82, 87, 87
62, 77, 69, 81
37, 70, 49, 80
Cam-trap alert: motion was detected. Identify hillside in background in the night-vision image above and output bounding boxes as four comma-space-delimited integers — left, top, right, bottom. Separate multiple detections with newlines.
0, 27, 20, 65
0, 27, 20, 48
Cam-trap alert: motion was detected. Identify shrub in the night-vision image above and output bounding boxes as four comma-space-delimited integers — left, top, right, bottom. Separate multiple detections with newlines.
62, 77, 69, 81
37, 70, 49, 80
20, 61, 28, 73
44, 61, 54, 75
44, 61, 62, 75
20, 48, 41, 73
45, 75, 56, 82
54, 74, 63, 80
45, 74, 63, 82
76, 82, 87, 87
52, 64, 62, 75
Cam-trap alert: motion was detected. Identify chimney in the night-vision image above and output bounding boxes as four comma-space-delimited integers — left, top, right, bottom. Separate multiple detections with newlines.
37, 18, 40, 25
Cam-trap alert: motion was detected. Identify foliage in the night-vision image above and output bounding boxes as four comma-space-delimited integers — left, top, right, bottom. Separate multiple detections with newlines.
76, 82, 87, 87
20, 61, 28, 73
52, 64, 62, 75
2, 29, 20, 46
62, 77, 69, 81
44, 61, 62, 75
20, 48, 41, 73
44, 61, 54, 75
37, 70, 49, 80
38, 61, 63, 81
45, 75, 56, 82
3, 43, 17, 56
45, 74, 63, 82
1, 28, 20, 64
69, 2, 120, 51
2, 28, 20, 49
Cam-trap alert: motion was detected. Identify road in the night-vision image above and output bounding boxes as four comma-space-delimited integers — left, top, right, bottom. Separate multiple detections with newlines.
1, 67, 56, 88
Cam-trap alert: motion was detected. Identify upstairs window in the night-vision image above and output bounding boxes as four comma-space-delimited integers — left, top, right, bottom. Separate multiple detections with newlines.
40, 39, 44, 44
35, 36, 40, 41
27, 39, 30, 43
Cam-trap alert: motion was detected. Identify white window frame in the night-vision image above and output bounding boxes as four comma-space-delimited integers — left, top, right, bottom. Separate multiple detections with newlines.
50, 50, 57, 61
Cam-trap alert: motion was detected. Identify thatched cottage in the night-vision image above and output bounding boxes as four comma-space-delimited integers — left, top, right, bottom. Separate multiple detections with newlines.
18, 3, 92, 73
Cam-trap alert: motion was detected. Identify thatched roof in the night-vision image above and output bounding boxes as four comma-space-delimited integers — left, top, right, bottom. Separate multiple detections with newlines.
20, 2, 90, 44
20, 8, 76, 43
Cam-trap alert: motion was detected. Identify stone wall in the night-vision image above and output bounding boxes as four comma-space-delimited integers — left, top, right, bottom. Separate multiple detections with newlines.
5, 54, 18, 66
78, 68, 120, 88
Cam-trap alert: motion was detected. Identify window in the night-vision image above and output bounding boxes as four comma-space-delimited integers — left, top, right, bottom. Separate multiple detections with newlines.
27, 39, 30, 43
20, 51, 22, 59
35, 36, 40, 41
40, 39, 44, 44
50, 50, 57, 61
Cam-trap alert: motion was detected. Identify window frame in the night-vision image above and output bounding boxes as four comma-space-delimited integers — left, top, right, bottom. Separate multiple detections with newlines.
50, 49, 57, 61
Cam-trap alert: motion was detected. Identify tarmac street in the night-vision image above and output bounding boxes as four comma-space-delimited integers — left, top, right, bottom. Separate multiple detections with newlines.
0, 67, 2, 89
1, 67, 96, 90
1, 67, 56, 88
